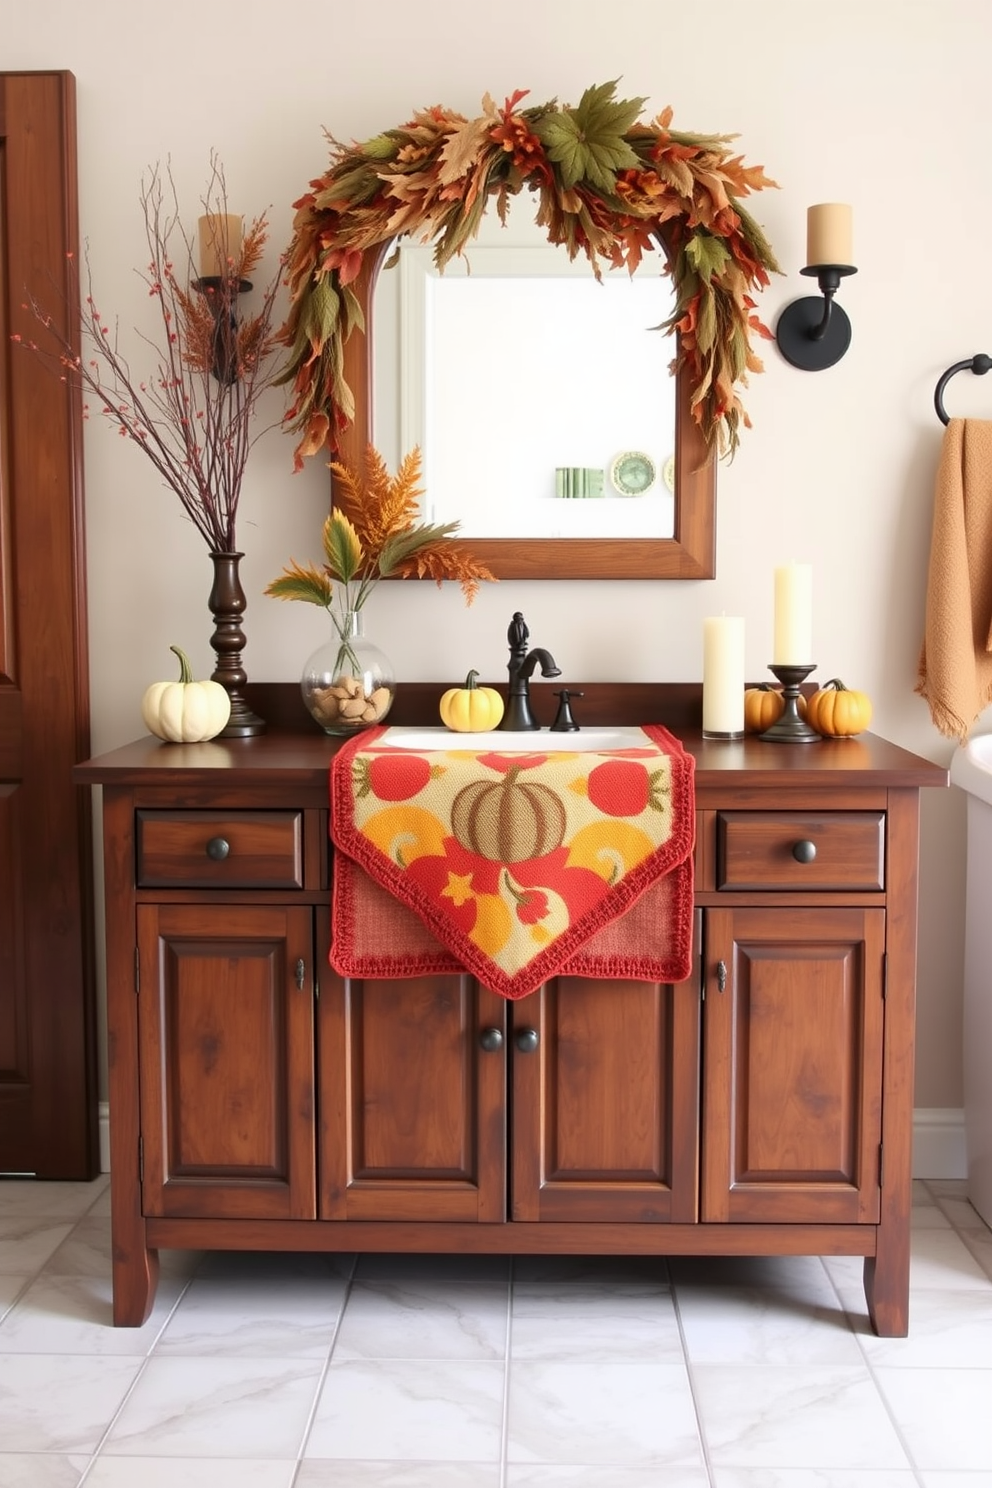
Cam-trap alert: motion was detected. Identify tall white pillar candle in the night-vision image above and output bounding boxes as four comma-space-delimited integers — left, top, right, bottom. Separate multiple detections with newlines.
773, 563, 813, 664
702, 616, 745, 737
806, 203, 853, 267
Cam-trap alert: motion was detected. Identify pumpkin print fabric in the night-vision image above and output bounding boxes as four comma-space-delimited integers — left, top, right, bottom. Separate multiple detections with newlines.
329, 724, 695, 1000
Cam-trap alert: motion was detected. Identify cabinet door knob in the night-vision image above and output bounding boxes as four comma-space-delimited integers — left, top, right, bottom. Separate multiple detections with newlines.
792, 838, 817, 864
716, 959, 727, 993
479, 1027, 504, 1053
205, 836, 230, 861
295, 958, 305, 991
515, 1028, 539, 1053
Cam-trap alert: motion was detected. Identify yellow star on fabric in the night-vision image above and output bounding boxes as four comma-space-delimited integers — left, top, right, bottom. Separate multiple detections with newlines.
442, 872, 476, 908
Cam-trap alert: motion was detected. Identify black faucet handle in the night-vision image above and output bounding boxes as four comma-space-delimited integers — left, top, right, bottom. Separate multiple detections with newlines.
551, 689, 584, 732
508, 612, 529, 650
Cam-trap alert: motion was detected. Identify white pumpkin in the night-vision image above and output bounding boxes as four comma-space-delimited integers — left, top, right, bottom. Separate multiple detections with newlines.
141, 646, 231, 743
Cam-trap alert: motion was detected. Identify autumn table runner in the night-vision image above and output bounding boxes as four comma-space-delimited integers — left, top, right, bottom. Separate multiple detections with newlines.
329, 724, 695, 1001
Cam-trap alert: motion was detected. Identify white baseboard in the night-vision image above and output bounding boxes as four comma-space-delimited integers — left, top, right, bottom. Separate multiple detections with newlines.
913, 1107, 967, 1179
99, 1101, 968, 1182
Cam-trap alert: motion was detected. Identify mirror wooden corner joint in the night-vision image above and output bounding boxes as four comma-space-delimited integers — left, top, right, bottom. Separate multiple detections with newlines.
335, 236, 716, 583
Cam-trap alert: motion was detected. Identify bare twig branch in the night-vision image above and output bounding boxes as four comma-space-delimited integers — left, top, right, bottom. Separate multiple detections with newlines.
16, 156, 283, 553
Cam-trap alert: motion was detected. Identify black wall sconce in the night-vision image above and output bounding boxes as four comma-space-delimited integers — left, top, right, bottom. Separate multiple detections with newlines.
775, 203, 857, 372
193, 213, 250, 384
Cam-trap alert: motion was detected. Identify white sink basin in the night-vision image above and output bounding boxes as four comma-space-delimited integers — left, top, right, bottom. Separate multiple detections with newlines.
379, 725, 648, 753
951, 733, 992, 805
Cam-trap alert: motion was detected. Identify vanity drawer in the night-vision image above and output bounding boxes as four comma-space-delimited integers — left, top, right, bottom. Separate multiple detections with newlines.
716, 811, 885, 891
136, 810, 304, 889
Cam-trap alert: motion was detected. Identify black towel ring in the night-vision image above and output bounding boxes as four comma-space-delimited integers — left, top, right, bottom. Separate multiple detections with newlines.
934, 354, 992, 424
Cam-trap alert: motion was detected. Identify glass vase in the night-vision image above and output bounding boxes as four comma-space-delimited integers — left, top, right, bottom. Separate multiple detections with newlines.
301, 608, 395, 735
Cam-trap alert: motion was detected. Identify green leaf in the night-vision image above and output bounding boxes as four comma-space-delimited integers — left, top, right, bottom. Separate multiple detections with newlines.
377, 521, 462, 576
316, 163, 382, 209
322, 511, 364, 583
685, 232, 731, 284
533, 80, 646, 193
308, 275, 342, 346
362, 132, 401, 161
732, 199, 782, 275
265, 567, 334, 607
696, 289, 718, 355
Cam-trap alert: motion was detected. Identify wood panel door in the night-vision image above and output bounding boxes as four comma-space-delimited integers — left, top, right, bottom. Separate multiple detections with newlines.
511, 975, 701, 1223
0, 72, 97, 1177
701, 906, 885, 1224
137, 903, 317, 1220
319, 971, 507, 1222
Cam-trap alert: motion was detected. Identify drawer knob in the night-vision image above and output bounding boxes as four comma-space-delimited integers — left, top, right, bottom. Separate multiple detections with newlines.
479, 1027, 504, 1053
792, 838, 817, 864
205, 836, 230, 861
515, 1028, 539, 1053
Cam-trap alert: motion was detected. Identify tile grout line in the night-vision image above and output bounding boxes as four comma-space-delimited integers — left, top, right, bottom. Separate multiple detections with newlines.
499, 1262, 514, 1488
67, 1213, 195, 1483
815, 1249, 928, 1488
669, 1269, 719, 1488
289, 1251, 359, 1477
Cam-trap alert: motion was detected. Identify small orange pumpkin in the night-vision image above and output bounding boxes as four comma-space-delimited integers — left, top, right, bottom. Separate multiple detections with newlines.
807, 678, 872, 737
742, 683, 808, 733
743, 683, 785, 733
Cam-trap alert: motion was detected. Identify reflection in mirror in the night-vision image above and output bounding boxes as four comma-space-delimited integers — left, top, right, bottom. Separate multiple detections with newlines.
373, 203, 676, 541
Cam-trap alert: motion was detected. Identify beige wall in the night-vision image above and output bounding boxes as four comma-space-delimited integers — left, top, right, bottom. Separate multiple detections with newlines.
9, 0, 991, 1109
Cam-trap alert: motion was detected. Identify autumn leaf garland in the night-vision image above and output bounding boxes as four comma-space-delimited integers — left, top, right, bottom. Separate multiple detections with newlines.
279, 81, 780, 467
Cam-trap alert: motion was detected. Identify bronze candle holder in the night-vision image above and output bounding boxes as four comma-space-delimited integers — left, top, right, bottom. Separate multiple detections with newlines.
759, 663, 820, 743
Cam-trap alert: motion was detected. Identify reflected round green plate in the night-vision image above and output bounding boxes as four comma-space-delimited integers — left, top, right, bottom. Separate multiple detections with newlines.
611, 450, 657, 496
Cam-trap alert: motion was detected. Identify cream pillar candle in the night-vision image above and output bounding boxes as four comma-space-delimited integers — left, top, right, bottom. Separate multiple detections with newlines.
806, 203, 853, 267
197, 213, 243, 278
702, 616, 745, 737
773, 563, 813, 665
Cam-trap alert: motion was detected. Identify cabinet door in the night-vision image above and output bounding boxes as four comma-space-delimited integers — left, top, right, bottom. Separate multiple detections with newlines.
319, 971, 507, 1222
511, 975, 700, 1223
137, 904, 317, 1220
702, 906, 884, 1224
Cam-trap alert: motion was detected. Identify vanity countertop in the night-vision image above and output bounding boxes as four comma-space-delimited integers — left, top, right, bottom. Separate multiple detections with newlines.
76, 720, 946, 793
75, 679, 946, 789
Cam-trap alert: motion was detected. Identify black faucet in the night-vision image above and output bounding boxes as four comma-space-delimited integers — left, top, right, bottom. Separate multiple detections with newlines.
501, 612, 562, 731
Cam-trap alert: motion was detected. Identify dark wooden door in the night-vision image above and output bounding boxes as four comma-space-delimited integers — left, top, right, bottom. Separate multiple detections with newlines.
701, 906, 885, 1224
319, 970, 507, 1222
511, 975, 701, 1223
0, 72, 97, 1177
137, 903, 317, 1220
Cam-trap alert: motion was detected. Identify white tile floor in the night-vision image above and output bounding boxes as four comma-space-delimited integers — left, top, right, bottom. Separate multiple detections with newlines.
1, 1177, 991, 1486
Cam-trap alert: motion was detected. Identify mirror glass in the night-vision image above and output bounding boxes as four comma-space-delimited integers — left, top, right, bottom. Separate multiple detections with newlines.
341, 215, 714, 580
373, 203, 676, 541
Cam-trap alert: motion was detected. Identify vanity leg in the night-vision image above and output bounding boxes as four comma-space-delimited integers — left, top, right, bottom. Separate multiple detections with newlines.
863, 1239, 909, 1338
103, 785, 159, 1326
111, 1198, 159, 1327
862, 787, 919, 1340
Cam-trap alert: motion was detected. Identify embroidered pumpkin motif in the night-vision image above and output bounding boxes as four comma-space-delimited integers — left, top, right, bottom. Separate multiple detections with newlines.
451, 767, 567, 863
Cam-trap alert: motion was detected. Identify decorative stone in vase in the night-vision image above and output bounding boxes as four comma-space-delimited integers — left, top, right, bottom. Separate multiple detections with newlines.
301, 608, 395, 735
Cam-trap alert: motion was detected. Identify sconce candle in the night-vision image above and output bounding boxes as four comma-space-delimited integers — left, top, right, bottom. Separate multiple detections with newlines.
776, 203, 857, 371
773, 563, 813, 665
806, 203, 853, 267
197, 213, 243, 279
702, 615, 745, 738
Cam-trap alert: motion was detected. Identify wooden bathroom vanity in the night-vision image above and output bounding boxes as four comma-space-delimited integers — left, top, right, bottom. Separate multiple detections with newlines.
76, 684, 946, 1336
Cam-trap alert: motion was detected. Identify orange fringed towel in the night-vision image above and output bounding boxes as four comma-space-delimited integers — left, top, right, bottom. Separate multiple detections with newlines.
917, 418, 992, 741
